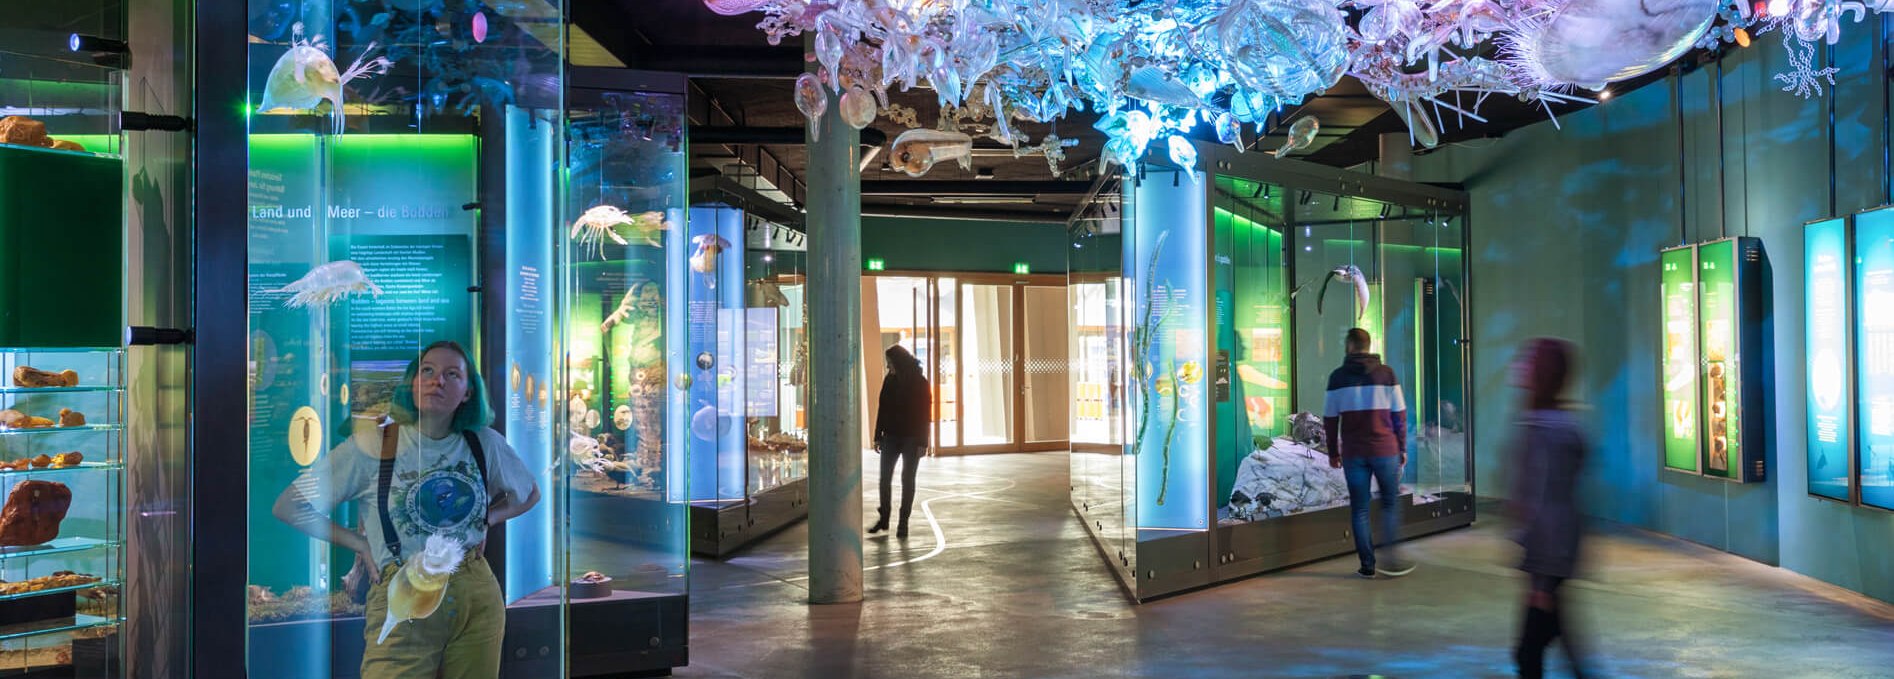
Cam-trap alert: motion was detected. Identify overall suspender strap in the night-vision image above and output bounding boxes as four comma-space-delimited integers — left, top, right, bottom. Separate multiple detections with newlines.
377, 423, 403, 562
463, 430, 489, 488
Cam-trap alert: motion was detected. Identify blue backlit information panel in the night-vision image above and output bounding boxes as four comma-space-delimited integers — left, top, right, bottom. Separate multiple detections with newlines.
1806, 217, 1852, 501
1125, 170, 1208, 531
1858, 209, 1894, 509
687, 205, 747, 502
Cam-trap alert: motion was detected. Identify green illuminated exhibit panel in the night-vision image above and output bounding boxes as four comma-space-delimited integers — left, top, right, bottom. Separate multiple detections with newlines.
1660, 245, 1701, 473
1698, 240, 1741, 478
1211, 184, 1300, 523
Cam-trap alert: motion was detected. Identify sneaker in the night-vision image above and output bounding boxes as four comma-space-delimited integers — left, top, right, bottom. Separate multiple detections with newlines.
1355, 566, 1376, 579
1376, 560, 1416, 577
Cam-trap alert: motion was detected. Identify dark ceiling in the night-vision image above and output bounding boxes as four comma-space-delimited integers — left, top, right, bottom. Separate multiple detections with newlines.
573, 0, 1684, 224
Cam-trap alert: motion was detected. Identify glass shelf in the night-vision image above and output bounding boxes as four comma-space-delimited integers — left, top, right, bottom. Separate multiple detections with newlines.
0, 614, 115, 642
0, 538, 117, 562
0, 425, 121, 437
0, 462, 116, 478
0, 387, 119, 395
0, 579, 114, 604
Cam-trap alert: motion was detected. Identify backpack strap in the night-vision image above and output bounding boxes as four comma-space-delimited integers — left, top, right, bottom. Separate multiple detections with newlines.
376, 423, 403, 563
462, 429, 490, 497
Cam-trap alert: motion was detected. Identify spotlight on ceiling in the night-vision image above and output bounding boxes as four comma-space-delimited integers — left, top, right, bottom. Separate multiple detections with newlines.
69, 34, 128, 54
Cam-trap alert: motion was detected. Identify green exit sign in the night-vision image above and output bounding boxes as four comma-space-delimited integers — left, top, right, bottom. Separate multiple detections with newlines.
866, 258, 886, 271
1013, 262, 1031, 274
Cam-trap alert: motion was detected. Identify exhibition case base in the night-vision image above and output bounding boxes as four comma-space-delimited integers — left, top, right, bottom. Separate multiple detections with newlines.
689, 477, 809, 558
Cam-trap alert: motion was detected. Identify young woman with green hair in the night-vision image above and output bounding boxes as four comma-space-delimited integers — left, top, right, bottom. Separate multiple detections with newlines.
273, 340, 539, 678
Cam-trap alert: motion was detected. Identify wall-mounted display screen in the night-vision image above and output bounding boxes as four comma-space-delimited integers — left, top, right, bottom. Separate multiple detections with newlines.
1661, 245, 1701, 473
1856, 208, 1894, 509
1806, 217, 1853, 501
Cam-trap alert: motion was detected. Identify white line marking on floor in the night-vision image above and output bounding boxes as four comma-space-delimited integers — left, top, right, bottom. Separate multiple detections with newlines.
721, 474, 1019, 589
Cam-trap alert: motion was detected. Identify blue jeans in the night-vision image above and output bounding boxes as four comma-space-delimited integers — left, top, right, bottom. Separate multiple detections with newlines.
1343, 456, 1403, 570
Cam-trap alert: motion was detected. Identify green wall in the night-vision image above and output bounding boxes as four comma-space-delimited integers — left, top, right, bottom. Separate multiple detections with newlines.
1414, 27, 1894, 601
861, 216, 1068, 273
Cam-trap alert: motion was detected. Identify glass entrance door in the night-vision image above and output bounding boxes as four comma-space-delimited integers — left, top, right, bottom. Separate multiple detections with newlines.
959, 283, 1017, 449
864, 273, 1067, 454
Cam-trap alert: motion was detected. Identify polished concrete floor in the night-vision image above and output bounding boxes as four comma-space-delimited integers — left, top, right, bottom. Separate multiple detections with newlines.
678, 453, 1894, 678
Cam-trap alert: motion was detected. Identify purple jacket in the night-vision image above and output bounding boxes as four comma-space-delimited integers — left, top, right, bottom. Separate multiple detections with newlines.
1322, 353, 1408, 459
1508, 409, 1588, 578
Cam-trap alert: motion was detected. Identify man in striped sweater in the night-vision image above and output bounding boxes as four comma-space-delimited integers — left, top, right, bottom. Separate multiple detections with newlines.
1324, 328, 1415, 579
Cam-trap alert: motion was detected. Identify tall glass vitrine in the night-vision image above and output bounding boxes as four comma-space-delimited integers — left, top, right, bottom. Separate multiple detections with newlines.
0, 6, 129, 676
1070, 142, 1474, 600
225, 2, 690, 673
238, 3, 571, 675
560, 67, 692, 673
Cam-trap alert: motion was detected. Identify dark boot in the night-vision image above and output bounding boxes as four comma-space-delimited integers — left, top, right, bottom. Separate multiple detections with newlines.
868, 513, 888, 535
896, 520, 909, 540
1515, 605, 1555, 678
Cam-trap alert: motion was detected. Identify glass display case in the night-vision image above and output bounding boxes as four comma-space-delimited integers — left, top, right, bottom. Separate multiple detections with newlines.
0, 15, 127, 673
559, 67, 691, 673
745, 227, 810, 497
233, 4, 702, 678
683, 210, 810, 557
0, 350, 123, 675
1070, 141, 1475, 601
1, 19, 123, 158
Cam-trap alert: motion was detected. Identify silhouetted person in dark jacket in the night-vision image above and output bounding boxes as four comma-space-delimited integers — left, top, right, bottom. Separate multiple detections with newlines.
872, 345, 931, 540
1508, 338, 1590, 678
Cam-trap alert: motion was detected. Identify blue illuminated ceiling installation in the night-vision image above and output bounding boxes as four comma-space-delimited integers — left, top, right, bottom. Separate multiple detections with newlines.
708, 0, 1868, 177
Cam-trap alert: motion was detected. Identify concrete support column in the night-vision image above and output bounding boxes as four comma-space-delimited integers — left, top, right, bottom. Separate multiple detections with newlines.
806, 74, 865, 604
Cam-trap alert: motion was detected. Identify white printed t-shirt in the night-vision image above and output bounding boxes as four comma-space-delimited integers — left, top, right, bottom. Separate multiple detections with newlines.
295, 424, 536, 568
